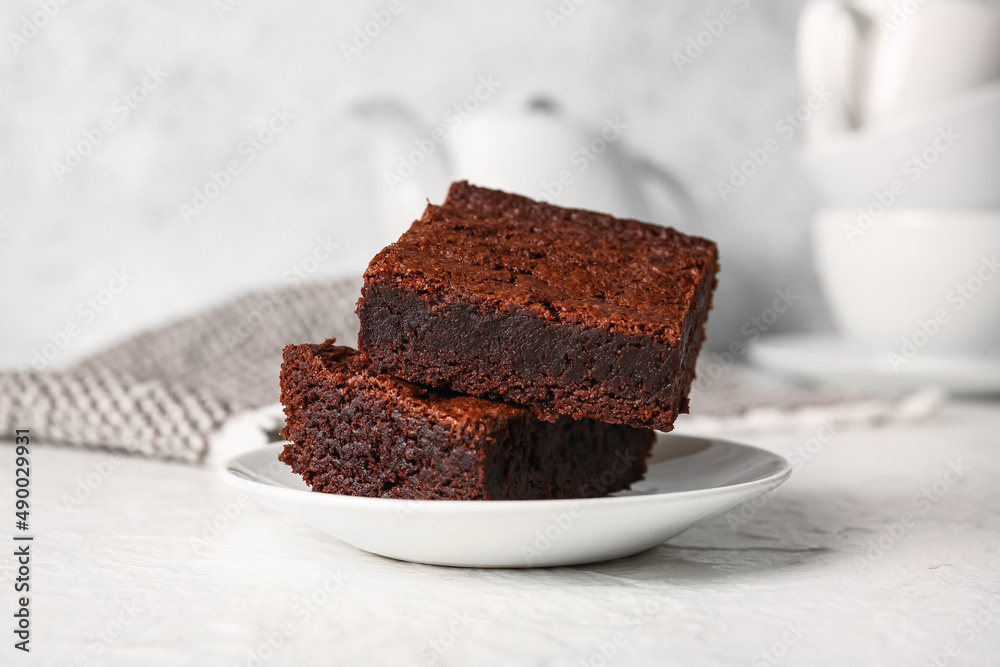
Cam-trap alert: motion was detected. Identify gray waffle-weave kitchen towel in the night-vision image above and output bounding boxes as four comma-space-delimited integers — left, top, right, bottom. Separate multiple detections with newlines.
0, 277, 362, 462
0, 274, 941, 463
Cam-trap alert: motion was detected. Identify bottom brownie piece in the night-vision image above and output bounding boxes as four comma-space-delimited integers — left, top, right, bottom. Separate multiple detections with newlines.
279, 340, 655, 500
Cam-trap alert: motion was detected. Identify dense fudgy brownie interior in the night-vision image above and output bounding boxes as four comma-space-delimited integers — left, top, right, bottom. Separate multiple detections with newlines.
279, 340, 655, 500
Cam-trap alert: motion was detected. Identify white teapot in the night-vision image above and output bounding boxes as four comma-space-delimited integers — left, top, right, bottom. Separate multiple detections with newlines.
349, 95, 699, 239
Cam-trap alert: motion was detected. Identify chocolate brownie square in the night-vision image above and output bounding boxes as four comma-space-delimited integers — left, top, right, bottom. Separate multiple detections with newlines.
279, 340, 655, 500
356, 182, 719, 431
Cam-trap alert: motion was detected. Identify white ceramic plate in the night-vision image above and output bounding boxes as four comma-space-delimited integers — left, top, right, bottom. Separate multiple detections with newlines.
749, 333, 1000, 395
219, 435, 790, 568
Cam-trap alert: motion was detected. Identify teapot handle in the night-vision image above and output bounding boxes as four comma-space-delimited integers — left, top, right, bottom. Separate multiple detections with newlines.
631, 156, 703, 234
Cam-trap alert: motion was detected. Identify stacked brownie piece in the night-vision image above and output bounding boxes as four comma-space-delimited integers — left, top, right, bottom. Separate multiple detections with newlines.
279, 182, 719, 501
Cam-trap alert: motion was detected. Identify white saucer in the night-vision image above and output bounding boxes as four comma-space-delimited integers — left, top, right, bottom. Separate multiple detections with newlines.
749, 334, 1000, 394
218, 435, 790, 568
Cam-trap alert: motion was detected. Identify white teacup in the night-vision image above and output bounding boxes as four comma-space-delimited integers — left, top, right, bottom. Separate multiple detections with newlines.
858, 0, 1000, 127
801, 79, 1000, 207
814, 208, 1000, 356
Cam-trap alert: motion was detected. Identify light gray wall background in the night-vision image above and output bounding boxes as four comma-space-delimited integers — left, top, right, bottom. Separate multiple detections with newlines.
1, 0, 832, 369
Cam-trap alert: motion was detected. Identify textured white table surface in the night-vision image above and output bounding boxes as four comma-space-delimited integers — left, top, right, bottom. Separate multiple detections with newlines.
2, 401, 999, 667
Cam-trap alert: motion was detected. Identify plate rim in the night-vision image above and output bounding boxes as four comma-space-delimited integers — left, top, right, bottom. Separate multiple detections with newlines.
217, 435, 792, 512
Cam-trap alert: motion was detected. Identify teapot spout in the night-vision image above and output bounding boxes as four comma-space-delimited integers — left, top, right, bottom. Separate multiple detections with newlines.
347, 96, 452, 230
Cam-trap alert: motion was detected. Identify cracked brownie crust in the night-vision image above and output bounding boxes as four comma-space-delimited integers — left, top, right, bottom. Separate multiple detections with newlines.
357, 182, 719, 431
